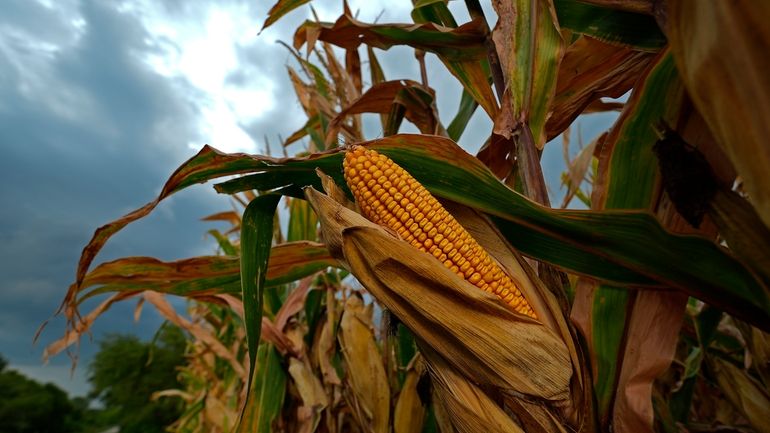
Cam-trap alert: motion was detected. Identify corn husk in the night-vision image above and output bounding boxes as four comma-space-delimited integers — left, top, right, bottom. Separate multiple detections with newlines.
306, 186, 572, 402
421, 345, 526, 433
393, 360, 426, 433
338, 296, 390, 433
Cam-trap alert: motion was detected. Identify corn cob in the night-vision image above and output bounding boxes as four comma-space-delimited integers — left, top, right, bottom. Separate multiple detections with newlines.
343, 146, 536, 319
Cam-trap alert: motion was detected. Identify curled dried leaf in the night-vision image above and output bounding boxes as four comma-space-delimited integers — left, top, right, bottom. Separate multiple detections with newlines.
709, 357, 770, 433
339, 296, 390, 433
394, 363, 427, 433
313, 311, 342, 386
288, 357, 328, 432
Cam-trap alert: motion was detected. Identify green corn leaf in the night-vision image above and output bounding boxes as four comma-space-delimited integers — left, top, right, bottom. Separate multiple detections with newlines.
237, 343, 287, 433
553, 0, 667, 51
447, 89, 478, 142
207, 229, 238, 256
288, 198, 319, 242
240, 194, 281, 392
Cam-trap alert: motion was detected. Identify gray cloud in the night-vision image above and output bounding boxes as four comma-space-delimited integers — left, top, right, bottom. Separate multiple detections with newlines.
0, 0, 230, 386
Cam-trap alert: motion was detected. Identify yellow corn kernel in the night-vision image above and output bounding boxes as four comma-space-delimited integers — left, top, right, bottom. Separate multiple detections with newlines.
342, 146, 536, 319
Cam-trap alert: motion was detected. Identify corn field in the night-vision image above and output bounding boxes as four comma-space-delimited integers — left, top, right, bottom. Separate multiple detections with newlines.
47, 1, 770, 432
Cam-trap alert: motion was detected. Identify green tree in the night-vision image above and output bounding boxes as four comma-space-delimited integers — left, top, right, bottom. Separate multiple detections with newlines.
88, 324, 187, 433
0, 355, 101, 433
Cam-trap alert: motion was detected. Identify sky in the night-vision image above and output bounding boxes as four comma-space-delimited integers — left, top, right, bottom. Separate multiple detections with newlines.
0, 0, 615, 398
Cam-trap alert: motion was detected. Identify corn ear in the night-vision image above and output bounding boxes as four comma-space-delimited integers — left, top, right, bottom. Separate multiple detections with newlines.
343, 146, 536, 318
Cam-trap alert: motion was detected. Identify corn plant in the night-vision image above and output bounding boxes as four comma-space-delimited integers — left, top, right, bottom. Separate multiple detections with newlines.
48, 1, 770, 432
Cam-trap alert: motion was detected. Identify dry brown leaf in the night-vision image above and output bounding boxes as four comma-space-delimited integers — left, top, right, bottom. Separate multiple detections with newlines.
323, 42, 358, 110
504, 396, 569, 433
547, 36, 653, 140
709, 357, 770, 433
316, 167, 353, 209
133, 296, 145, 322
143, 291, 247, 379
325, 80, 439, 146
153, 389, 193, 401
288, 67, 314, 114
612, 290, 688, 433
314, 312, 342, 387
261, 316, 296, 355
205, 391, 238, 432
43, 291, 139, 362
346, 45, 362, 97
393, 365, 426, 433
560, 135, 599, 209
201, 210, 242, 226
748, 327, 770, 387
210, 293, 297, 354
583, 99, 624, 114
214, 294, 245, 317
275, 275, 315, 331
288, 357, 328, 433
477, 133, 515, 181
307, 186, 572, 401
294, 15, 486, 62
668, 1, 770, 229
338, 296, 391, 433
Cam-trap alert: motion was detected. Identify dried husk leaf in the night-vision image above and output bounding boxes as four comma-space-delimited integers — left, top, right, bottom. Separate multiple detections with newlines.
747, 326, 770, 387
560, 136, 599, 209
325, 80, 440, 146
709, 357, 770, 433
422, 345, 525, 433
313, 298, 342, 386
504, 395, 569, 433
432, 392, 458, 433
307, 184, 376, 262
143, 291, 247, 379
338, 296, 390, 433
288, 357, 328, 432
316, 167, 353, 209
393, 364, 426, 433
305, 187, 572, 401
205, 391, 237, 431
